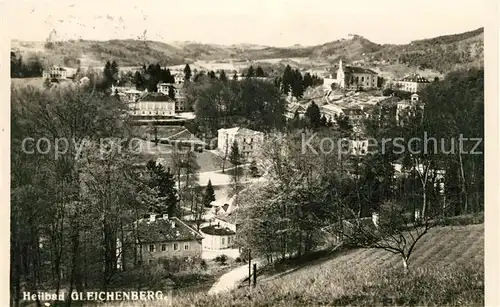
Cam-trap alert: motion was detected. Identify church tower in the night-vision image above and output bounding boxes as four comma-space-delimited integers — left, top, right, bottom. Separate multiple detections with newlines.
336, 59, 345, 89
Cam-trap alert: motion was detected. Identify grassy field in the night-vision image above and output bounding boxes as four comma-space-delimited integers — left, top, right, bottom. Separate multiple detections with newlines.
92, 223, 483, 307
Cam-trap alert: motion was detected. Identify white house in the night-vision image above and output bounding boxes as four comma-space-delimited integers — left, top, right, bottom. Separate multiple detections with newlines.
396, 74, 430, 93
217, 127, 264, 160
129, 92, 175, 117
43, 66, 68, 80
200, 223, 236, 250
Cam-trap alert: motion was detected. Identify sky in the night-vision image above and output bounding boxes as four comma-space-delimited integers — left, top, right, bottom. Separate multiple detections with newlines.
3, 0, 488, 47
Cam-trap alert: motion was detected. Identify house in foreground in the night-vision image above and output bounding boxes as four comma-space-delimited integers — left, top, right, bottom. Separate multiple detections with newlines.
134, 214, 204, 265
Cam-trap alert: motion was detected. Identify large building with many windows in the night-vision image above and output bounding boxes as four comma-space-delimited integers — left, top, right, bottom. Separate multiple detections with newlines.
157, 83, 189, 112
217, 127, 264, 160
336, 59, 379, 89
133, 214, 203, 265
396, 74, 430, 93
129, 92, 176, 117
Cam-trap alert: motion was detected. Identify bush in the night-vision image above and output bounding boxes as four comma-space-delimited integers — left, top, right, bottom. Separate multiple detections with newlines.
214, 254, 228, 265
440, 213, 484, 226
235, 257, 242, 263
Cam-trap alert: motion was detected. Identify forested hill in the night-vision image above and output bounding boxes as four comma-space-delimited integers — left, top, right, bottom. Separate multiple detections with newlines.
11, 27, 483, 73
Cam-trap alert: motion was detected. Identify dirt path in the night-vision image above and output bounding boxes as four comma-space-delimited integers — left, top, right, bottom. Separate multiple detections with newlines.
208, 261, 261, 295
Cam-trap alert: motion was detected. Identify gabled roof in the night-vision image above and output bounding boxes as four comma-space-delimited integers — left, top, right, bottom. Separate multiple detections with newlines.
343, 108, 366, 116
218, 127, 263, 135
344, 66, 377, 75
135, 216, 203, 243
400, 74, 430, 83
287, 103, 306, 114
139, 92, 175, 102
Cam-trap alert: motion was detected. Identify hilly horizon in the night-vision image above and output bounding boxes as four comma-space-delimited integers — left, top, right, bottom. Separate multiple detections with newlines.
11, 27, 483, 74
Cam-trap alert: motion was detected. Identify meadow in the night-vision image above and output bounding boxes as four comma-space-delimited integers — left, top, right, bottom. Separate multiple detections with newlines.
88, 223, 483, 307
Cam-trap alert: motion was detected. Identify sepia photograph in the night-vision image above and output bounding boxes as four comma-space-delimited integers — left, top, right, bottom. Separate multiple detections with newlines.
4, 0, 496, 306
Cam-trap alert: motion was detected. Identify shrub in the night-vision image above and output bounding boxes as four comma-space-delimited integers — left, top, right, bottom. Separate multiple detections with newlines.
214, 254, 228, 265
235, 257, 242, 263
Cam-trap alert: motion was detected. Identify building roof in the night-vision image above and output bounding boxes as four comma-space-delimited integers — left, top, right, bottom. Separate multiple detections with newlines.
287, 103, 307, 114
214, 213, 241, 226
135, 216, 203, 243
200, 225, 236, 236
400, 74, 430, 83
344, 66, 377, 75
167, 129, 206, 145
218, 127, 263, 136
139, 92, 175, 102
343, 108, 366, 116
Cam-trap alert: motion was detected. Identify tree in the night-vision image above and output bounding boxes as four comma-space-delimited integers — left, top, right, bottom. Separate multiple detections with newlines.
202, 179, 216, 207
111, 61, 119, 85
255, 66, 265, 77
219, 70, 228, 82
133, 71, 145, 91
246, 66, 255, 78
208, 70, 217, 80
305, 101, 322, 129
249, 160, 259, 177
145, 160, 178, 216
336, 200, 449, 273
232, 73, 238, 81
168, 86, 176, 100
229, 140, 243, 195
184, 64, 192, 82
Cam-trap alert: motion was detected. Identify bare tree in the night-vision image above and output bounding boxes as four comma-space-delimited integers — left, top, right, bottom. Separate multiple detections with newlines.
336, 200, 449, 273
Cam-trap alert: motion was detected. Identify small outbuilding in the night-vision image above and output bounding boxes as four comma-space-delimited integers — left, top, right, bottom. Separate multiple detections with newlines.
200, 223, 236, 250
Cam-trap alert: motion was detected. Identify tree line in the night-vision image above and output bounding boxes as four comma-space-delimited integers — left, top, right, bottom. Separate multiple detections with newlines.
235, 67, 484, 271
185, 77, 287, 139
10, 52, 44, 78
274, 65, 324, 99
10, 75, 218, 306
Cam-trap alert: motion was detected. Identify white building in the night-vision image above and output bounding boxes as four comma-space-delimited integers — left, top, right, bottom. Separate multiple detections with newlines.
43, 66, 68, 80
396, 74, 430, 93
157, 82, 189, 112
336, 59, 378, 89
129, 92, 175, 117
217, 127, 264, 160
200, 223, 236, 250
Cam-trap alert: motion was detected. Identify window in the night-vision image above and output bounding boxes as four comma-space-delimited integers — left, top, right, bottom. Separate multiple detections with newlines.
361, 76, 364, 82
227, 237, 231, 245
184, 243, 189, 250
221, 238, 225, 244
173, 243, 179, 251
161, 244, 167, 252
149, 244, 156, 252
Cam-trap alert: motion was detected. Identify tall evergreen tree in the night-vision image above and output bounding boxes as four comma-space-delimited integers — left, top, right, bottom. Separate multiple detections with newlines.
184, 64, 192, 82
255, 66, 265, 77
247, 66, 255, 78
145, 160, 179, 216
203, 179, 216, 207
305, 101, 322, 129
168, 86, 176, 100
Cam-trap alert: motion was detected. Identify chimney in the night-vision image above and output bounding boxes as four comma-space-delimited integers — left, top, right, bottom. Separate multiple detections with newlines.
171, 220, 176, 228
372, 212, 379, 227
149, 214, 156, 223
